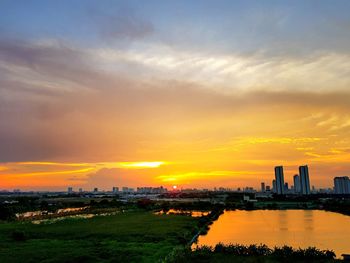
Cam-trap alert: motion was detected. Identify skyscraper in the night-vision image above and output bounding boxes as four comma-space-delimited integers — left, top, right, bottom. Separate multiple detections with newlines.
334, 176, 350, 194
274, 166, 285, 195
272, 180, 276, 193
293, 174, 301, 194
299, 165, 311, 195
261, 182, 265, 192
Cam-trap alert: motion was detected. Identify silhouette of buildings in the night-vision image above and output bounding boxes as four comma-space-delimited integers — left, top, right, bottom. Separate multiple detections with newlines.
261, 182, 265, 192
293, 174, 301, 194
299, 165, 311, 195
274, 166, 285, 195
334, 176, 350, 194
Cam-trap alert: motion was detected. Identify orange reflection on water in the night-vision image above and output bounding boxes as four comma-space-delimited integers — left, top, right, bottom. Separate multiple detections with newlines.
195, 210, 350, 257
156, 209, 209, 217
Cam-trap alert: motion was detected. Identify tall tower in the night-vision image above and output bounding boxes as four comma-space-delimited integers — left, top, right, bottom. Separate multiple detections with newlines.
334, 176, 350, 194
299, 165, 310, 195
274, 166, 285, 195
293, 174, 301, 194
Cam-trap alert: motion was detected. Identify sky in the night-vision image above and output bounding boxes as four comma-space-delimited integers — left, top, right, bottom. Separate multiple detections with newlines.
1, 0, 350, 191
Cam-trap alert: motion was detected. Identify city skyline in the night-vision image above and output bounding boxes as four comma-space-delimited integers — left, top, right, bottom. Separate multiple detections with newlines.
1, 1, 350, 190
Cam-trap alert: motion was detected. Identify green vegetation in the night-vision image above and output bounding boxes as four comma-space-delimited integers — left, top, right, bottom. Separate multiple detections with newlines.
0, 211, 198, 263
167, 244, 339, 263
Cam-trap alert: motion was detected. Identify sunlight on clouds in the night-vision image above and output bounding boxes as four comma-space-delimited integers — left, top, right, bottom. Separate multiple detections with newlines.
3, 167, 95, 178
94, 46, 350, 92
236, 137, 324, 145
117, 161, 167, 168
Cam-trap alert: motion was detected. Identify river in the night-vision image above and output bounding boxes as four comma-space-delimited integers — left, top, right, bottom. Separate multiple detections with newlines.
195, 209, 350, 257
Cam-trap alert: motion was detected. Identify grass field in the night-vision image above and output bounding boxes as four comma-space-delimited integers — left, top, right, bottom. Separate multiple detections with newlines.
0, 211, 198, 263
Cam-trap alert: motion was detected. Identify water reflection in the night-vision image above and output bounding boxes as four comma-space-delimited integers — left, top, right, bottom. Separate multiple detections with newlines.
31, 211, 119, 224
195, 210, 350, 257
155, 209, 209, 217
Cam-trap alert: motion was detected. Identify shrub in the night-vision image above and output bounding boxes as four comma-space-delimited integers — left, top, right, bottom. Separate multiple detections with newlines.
11, 230, 26, 241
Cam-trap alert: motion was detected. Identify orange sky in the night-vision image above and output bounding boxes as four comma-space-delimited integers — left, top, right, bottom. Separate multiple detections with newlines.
1, 1, 350, 191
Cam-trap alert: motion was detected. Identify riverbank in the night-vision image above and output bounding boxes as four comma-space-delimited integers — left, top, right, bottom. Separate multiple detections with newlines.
166, 244, 340, 263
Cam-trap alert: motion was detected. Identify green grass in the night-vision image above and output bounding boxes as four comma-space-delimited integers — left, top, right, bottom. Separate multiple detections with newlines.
0, 212, 198, 263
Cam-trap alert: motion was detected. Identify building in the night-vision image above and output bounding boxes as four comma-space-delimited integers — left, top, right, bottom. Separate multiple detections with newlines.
79, 188, 83, 193
93, 187, 98, 193
334, 176, 350, 194
112, 187, 119, 193
299, 165, 311, 195
274, 166, 285, 195
67, 187, 73, 194
122, 187, 134, 194
284, 182, 289, 192
272, 180, 276, 193
293, 174, 301, 194
261, 182, 265, 192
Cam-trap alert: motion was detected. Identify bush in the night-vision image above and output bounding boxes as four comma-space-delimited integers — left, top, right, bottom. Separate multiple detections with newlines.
11, 230, 26, 241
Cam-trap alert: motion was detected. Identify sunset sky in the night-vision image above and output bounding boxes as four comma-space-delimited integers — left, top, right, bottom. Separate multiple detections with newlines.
1, 0, 350, 191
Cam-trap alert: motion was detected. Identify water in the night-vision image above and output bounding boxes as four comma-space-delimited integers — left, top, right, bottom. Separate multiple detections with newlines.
195, 210, 350, 257
16, 207, 89, 219
155, 209, 209, 217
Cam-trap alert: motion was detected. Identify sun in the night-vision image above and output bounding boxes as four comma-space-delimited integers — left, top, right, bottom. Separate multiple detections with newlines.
172, 185, 177, 190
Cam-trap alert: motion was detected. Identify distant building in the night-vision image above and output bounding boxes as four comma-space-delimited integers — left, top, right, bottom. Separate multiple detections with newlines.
334, 176, 350, 194
293, 174, 301, 194
122, 187, 135, 194
274, 166, 285, 195
284, 182, 289, 191
93, 187, 98, 193
272, 180, 276, 193
79, 188, 83, 193
299, 165, 311, 195
261, 182, 265, 192
67, 187, 73, 194
265, 185, 271, 191
112, 187, 119, 193
136, 186, 166, 194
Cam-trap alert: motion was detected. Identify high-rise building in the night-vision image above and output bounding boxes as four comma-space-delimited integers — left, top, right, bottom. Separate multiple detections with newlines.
261, 182, 265, 192
334, 176, 350, 194
284, 182, 289, 191
274, 166, 285, 195
293, 174, 301, 194
93, 187, 98, 193
299, 165, 311, 195
67, 187, 73, 194
79, 188, 83, 193
112, 187, 119, 193
272, 180, 277, 193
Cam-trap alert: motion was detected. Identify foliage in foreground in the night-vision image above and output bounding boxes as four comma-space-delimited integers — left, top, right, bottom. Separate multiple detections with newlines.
166, 243, 338, 263
0, 212, 198, 263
